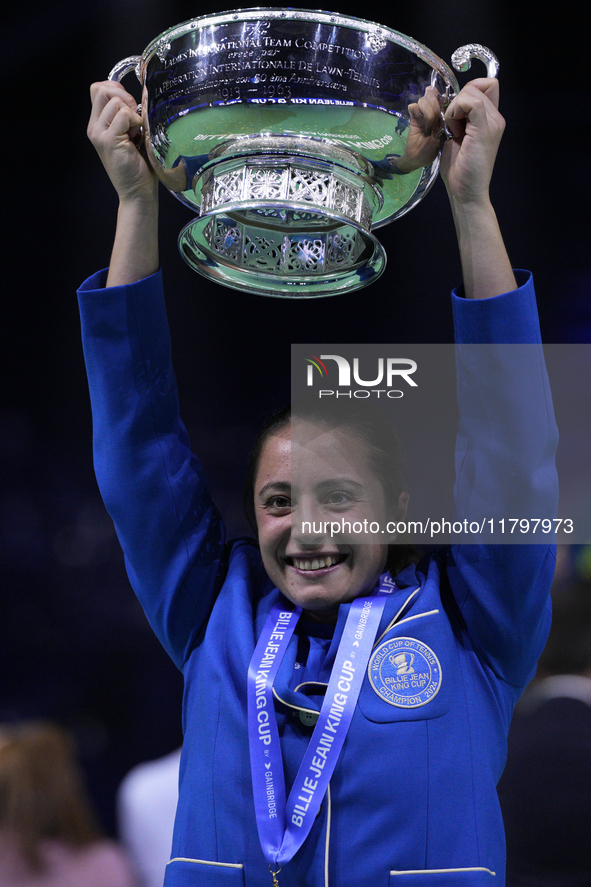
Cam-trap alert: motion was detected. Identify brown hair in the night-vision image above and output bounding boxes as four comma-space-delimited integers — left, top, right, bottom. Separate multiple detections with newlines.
243, 397, 419, 577
0, 721, 103, 871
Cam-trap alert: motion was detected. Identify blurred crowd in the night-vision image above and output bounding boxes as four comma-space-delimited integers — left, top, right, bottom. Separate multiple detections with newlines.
0, 717, 180, 887
0, 721, 137, 886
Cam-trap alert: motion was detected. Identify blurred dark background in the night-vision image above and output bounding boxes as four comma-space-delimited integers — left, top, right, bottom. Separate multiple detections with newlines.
1, 0, 587, 834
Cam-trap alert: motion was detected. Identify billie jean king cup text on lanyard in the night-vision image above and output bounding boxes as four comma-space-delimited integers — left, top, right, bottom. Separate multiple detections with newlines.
247, 572, 396, 885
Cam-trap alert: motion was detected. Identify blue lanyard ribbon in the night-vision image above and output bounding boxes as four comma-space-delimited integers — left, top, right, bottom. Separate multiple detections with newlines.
247, 573, 396, 868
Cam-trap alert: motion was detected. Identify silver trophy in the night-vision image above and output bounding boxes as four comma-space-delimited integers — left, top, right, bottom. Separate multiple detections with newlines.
110, 9, 498, 297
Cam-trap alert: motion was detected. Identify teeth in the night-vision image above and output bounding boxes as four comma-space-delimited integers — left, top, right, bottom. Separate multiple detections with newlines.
292, 555, 341, 571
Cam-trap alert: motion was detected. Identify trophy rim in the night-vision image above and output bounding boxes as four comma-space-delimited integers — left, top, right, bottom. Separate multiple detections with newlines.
137, 7, 460, 92
178, 201, 388, 298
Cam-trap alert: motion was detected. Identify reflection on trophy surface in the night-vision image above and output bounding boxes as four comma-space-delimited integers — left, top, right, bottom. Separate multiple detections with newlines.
110, 10, 498, 297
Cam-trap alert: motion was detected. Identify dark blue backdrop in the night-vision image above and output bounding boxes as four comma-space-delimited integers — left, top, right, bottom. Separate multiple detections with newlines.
1, 0, 587, 833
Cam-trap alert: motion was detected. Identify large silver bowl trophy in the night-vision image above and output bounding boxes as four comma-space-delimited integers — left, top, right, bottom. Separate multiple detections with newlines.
110, 9, 498, 297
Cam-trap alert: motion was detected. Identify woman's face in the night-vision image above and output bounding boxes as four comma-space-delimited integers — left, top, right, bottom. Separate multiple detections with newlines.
254, 420, 407, 622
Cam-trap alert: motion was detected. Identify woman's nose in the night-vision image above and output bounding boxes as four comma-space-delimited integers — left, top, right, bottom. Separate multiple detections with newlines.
291, 500, 327, 546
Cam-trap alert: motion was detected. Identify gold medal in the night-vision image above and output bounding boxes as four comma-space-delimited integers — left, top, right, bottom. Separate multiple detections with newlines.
269, 864, 281, 886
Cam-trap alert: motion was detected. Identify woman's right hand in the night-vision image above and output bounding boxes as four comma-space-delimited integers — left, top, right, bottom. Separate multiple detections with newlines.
87, 81, 158, 205
88, 82, 159, 285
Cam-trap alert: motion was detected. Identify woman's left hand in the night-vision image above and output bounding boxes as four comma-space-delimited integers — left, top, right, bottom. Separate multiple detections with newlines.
441, 78, 505, 207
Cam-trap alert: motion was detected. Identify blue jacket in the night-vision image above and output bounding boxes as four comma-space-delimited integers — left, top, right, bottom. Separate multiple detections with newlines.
78, 270, 557, 887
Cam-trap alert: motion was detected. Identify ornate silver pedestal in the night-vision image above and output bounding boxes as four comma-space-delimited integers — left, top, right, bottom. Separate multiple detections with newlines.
110, 10, 498, 297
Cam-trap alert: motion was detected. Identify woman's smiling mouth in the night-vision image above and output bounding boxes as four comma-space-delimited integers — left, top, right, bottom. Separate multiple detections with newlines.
285, 553, 348, 572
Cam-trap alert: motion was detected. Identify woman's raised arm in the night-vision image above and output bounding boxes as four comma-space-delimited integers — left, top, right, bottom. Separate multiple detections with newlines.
441, 77, 516, 300
81, 83, 229, 669
401, 77, 516, 300
87, 81, 159, 286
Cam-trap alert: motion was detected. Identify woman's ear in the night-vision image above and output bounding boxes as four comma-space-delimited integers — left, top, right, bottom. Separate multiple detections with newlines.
395, 491, 409, 522
384, 492, 409, 543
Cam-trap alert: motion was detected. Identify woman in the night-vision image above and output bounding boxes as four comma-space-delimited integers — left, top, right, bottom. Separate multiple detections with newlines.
80, 76, 558, 886
0, 721, 138, 887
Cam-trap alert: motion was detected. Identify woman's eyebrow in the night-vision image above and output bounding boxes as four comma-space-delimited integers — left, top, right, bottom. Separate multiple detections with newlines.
314, 477, 365, 491
257, 481, 291, 499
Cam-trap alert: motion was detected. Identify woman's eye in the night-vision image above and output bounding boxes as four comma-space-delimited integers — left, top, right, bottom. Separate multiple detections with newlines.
324, 490, 353, 506
267, 495, 291, 510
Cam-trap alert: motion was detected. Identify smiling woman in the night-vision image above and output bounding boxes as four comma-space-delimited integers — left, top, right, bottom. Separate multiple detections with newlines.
79, 75, 559, 887
243, 398, 414, 621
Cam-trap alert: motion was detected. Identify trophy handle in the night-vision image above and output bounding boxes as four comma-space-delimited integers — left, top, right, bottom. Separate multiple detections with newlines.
439, 46, 499, 139
451, 45, 499, 79
108, 55, 142, 83
108, 55, 143, 120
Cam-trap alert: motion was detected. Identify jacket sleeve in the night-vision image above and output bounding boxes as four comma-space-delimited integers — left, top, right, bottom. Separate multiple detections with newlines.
78, 269, 225, 669
446, 270, 558, 687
